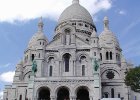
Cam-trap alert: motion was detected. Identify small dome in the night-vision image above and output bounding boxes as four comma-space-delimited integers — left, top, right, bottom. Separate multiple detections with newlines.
58, 0, 94, 25
28, 32, 48, 48
27, 18, 48, 49
99, 16, 119, 47
99, 30, 119, 47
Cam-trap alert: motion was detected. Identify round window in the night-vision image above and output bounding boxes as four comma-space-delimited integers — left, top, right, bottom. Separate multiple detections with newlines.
106, 71, 115, 79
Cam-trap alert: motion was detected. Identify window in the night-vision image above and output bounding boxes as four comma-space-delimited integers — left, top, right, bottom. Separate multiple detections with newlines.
38, 53, 40, 58
118, 93, 120, 98
104, 93, 108, 98
25, 89, 27, 100
94, 52, 96, 56
100, 53, 102, 61
72, 23, 76, 25
49, 66, 53, 76
111, 88, 114, 98
82, 65, 85, 76
19, 95, 22, 100
63, 53, 71, 72
32, 54, 35, 61
78, 23, 83, 26
110, 52, 112, 60
85, 24, 89, 27
106, 52, 109, 60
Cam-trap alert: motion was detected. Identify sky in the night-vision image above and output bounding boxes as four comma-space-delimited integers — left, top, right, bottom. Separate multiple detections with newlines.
0, 0, 140, 97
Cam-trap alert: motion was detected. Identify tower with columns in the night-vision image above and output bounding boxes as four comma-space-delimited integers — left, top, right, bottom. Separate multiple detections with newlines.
3, 0, 133, 100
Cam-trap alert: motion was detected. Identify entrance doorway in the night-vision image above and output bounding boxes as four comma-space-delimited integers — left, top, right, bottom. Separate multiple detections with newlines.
38, 87, 50, 100
57, 87, 69, 100
76, 87, 90, 100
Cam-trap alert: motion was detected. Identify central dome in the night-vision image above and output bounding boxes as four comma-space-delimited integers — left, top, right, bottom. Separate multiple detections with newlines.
58, 1, 94, 25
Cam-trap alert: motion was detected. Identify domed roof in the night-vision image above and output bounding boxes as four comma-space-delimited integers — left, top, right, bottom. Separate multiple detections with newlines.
28, 18, 48, 49
28, 32, 47, 48
99, 17, 119, 47
58, 0, 94, 25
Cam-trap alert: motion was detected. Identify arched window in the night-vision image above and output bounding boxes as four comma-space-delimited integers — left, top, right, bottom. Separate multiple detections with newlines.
104, 93, 108, 98
38, 53, 40, 58
63, 53, 71, 72
110, 52, 112, 60
32, 54, 35, 61
82, 65, 85, 76
25, 89, 27, 100
100, 53, 102, 61
111, 88, 114, 98
49, 66, 53, 76
19, 95, 22, 100
106, 52, 109, 60
48, 57, 54, 63
118, 93, 120, 98
94, 52, 96, 56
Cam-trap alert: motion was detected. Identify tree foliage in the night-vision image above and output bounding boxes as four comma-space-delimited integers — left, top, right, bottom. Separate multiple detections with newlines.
125, 66, 140, 92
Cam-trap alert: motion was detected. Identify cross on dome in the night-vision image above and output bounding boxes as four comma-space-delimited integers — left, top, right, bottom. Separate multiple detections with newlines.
103, 16, 109, 30
38, 17, 44, 32
72, 0, 79, 4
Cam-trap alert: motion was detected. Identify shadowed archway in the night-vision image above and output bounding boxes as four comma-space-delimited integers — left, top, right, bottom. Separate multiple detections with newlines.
76, 86, 90, 100
57, 87, 70, 100
38, 87, 50, 100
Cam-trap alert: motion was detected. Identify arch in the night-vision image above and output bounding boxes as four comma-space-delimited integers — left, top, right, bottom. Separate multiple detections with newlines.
63, 53, 71, 72
111, 88, 114, 98
37, 86, 50, 100
23, 71, 32, 81
56, 86, 70, 100
77, 53, 89, 61
76, 86, 90, 100
46, 53, 57, 62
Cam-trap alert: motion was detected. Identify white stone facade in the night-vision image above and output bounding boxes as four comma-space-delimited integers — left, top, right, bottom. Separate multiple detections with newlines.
3, 0, 136, 100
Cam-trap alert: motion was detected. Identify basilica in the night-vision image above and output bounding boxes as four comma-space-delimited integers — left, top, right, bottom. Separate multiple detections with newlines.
3, 0, 134, 100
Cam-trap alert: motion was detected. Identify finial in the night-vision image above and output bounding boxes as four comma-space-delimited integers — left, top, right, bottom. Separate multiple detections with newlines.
103, 16, 109, 30
38, 17, 44, 32
72, 0, 79, 4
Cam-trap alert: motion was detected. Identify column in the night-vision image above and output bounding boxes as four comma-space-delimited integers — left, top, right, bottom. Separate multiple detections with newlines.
70, 96, 76, 100
51, 96, 56, 100
90, 96, 93, 100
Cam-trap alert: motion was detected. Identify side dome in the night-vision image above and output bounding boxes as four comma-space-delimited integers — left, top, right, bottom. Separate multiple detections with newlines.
28, 18, 48, 49
28, 32, 48, 48
58, 0, 94, 25
99, 17, 119, 47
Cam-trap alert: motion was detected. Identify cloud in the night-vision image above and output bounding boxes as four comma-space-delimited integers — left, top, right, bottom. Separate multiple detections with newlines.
119, 10, 126, 15
0, 63, 12, 68
0, 71, 15, 83
0, 0, 112, 23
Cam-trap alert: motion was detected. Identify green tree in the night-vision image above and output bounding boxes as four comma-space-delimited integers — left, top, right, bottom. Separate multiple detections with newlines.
125, 66, 140, 92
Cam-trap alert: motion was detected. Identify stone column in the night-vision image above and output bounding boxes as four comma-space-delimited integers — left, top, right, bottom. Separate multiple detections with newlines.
51, 96, 56, 100
70, 96, 76, 100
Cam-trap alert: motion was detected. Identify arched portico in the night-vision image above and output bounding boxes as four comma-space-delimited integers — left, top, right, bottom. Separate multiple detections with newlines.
56, 86, 70, 100
37, 87, 50, 100
76, 86, 90, 100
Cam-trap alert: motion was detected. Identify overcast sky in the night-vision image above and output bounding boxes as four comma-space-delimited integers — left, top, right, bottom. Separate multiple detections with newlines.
0, 0, 140, 97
